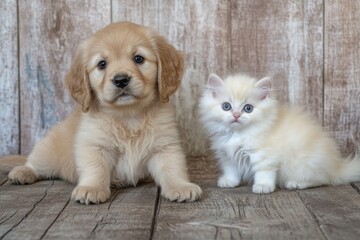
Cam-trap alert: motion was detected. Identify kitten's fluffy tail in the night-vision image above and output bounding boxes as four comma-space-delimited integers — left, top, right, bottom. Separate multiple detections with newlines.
337, 152, 360, 184
0, 155, 27, 173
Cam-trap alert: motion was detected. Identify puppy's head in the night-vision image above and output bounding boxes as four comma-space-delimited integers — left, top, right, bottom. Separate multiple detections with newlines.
65, 22, 184, 112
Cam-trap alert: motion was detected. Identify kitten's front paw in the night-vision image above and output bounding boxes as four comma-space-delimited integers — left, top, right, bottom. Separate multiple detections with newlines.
252, 184, 275, 194
285, 181, 311, 190
162, 182, 202, 202
8, 166, 37, 185
71, 186, 110, 205
217, 176, 239, 188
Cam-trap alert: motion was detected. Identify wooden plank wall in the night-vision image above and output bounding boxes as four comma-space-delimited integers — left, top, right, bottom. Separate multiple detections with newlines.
0, 0, 19, 155
324, 1, 360, 155
0, 0, 359, 157
18, 0, 111, 154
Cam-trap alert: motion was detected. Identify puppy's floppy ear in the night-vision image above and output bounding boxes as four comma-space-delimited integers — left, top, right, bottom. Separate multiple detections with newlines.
153, 36, 185, 103
65, 41, 92, 112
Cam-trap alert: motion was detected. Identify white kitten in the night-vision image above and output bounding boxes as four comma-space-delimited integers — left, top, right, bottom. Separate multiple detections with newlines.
199, 73, 360, 193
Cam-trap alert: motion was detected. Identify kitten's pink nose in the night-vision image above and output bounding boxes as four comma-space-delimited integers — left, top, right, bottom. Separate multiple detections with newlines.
233, 112, 240, 119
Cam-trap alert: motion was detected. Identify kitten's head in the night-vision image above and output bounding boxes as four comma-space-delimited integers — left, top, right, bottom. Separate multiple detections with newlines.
199, 73, 276, 132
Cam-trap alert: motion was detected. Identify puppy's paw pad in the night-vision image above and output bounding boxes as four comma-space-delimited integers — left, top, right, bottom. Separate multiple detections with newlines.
252, 184, 275, 194
71, 186, 110, 205
8, 166, 37, 185
217, 176, 238, 188
162, 183, 202, 203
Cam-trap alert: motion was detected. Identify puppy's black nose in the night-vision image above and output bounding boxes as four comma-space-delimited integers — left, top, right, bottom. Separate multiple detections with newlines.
112, 75, 130, 88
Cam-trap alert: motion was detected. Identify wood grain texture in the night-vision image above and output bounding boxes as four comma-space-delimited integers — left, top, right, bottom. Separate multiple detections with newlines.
158, 0, 231, 156
112, 0, 159, 27
0, 157, 360, 239
0, 181, 158, 239
298, 185, 360, 239
153, 157, 325, 239
0, 0, 19, 155
18, 0, 111, 154
0, 180, 65, 239
231, 0, 324, 121
324, 0, 360, 155
0, 173, 7, 187
41, 183, 158, 240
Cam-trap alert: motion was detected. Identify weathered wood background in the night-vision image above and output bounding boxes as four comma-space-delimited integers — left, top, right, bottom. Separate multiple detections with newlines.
0, 0, 359, 157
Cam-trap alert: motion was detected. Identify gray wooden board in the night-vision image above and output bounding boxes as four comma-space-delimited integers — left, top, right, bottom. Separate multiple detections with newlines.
324, 0, 360, 155
0, 0, 19, 155
41, 183, 158, 240
0, 181, 159, 240
0, 158, 360, 239
112, 0, 159, 27
153, 157, 325, 239
0, 173, 8, 187
18, 0, 111, 154
0, 180, 71, 240
354, 183, 360, 191
297, 184, 360, 240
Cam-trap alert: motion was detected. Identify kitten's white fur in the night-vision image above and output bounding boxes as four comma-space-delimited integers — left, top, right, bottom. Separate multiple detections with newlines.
199, 73, 360, 193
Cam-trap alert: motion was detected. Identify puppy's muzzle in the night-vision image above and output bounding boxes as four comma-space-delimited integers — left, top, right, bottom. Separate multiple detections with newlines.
112, 74, 130, 88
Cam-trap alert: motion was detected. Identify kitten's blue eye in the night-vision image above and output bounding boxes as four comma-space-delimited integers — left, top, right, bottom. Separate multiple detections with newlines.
222, 102, 232, 111
243, 104, 253, 113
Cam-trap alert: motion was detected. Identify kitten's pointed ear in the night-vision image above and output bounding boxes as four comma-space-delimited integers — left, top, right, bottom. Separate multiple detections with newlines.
207, 73, 223, 97
255, 77, 272, 99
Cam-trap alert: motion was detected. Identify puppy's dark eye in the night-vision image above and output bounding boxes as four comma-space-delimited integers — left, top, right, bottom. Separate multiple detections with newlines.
98, 60, 107, 70
222, 102, 232, 111
134, 55, 144, 64
243, 104, 253, 113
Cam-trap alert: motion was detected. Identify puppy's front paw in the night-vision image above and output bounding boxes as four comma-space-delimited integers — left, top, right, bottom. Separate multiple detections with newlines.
252, 184, 275, 194
71, 186, 110, 205
162, 182, 202, 202
217, 176, 239, 188
8, 166, 37, 185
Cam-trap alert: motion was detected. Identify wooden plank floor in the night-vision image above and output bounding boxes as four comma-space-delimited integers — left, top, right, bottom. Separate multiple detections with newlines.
1, 157, 360, 240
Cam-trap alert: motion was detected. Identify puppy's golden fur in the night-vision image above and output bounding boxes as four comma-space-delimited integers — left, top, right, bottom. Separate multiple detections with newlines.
4, 22, 202, 204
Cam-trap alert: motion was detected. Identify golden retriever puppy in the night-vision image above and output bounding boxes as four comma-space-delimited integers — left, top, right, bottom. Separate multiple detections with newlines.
6, 22, 202, 204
